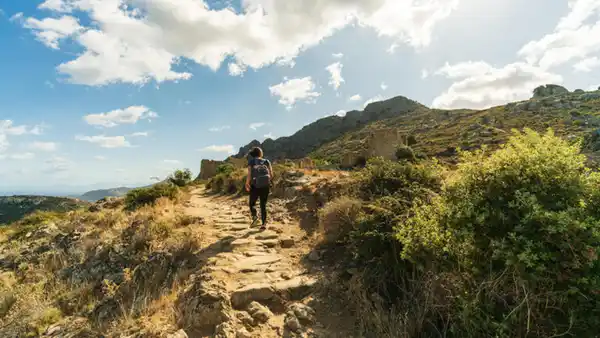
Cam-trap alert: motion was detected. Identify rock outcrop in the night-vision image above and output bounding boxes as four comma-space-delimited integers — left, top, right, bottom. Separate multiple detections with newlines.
532, 84, 569, 98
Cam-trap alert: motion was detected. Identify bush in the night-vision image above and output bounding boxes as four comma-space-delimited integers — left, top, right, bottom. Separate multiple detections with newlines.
395, 144, 416, 162
168, 169, 193, 187
124, 183, 179, 210
318, 196, 362, 243
397, 129, 600, 336
216, 163, 235, 176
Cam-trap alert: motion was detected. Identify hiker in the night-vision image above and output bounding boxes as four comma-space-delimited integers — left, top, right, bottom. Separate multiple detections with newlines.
245, 147, 273, 230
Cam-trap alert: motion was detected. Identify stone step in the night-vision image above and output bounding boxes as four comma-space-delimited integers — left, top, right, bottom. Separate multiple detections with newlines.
234, 255, 283, 273
254, 231, 279, 240
230, 276, 317, 309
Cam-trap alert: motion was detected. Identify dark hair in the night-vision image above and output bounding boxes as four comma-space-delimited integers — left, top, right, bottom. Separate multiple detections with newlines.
249, 147, 263, 158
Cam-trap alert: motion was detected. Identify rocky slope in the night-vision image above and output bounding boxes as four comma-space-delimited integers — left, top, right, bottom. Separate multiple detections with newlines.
0, 196, 90, 224
233, 95, 426, 160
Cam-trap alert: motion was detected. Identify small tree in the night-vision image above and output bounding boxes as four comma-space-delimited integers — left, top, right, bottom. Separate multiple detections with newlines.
168, 169, 193, 187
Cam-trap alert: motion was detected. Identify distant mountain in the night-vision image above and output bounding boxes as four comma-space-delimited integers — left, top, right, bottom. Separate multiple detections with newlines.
0, 195, 90, 225
233, 95, 426, 160
78, 187, 134, 202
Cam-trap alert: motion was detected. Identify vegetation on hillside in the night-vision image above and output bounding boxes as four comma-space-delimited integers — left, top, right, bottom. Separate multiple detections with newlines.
318, 129, 600, 337
0, 196, 90, 225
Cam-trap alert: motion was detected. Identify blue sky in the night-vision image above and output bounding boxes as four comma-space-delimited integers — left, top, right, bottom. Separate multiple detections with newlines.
0, 0, 599, 194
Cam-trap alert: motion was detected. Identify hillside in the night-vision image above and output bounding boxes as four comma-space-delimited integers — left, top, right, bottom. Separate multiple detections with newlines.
312, 86, 600, 165
78, 187, 133, 202
234, 85, 600, 168
233, 95, 426, 160
0, 196, 90, 224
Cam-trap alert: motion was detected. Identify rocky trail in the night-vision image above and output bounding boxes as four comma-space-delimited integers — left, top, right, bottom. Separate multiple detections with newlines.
176, 187, 336, 338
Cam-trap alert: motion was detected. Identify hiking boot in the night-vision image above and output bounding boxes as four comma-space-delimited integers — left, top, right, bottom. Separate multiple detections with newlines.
251, 216, 259, 227
260, 224, 267, 231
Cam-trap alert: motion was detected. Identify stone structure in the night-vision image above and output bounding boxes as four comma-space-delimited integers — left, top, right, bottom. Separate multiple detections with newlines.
295, 157, 314, 169
198, 157, 248, 181
365, 128, 404, 159
199, 159, 224, 180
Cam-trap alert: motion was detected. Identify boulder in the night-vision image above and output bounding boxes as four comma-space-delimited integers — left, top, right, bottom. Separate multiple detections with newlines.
176, 276, 233, 330
532, 84, 569, 98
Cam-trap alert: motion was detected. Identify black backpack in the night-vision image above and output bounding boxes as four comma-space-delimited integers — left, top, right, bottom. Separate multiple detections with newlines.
250, 158, 271, 188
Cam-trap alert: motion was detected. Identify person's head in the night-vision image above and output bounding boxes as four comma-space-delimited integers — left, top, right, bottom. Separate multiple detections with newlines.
249, 147, 263, 158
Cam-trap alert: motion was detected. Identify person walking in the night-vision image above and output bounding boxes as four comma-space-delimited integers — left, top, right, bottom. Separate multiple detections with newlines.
245, 147, 273, 230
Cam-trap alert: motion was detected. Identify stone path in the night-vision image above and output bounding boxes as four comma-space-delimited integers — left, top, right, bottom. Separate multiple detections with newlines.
181, 188, 323, 338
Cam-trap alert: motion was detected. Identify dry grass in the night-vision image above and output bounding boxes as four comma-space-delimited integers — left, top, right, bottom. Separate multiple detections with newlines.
317, 196, 362, 243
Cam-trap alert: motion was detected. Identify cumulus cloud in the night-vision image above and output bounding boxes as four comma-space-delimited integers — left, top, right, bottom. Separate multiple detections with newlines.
431, 1, 598, 109
199, 145, 235, 154
518, 0, 600, 70
23, 0, 459, 86
23, 15, 82, 49
363, 95, 384, 108
75, 135, 132, 148
326, 62, 344, 90
263, 132, 275, 139
332, 53, 344, 58
130, 131, 149, 137
0, 120, 43, 153
432, 61, 562, 109
84, 106, 158, 128
29, 141, 58, 152
380, 82, 388, 90
574, 56, 600, 72
349, 94, 362, 101
269, 77, 321, 109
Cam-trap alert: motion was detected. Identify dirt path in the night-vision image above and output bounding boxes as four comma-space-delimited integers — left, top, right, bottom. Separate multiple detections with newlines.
179, 187, 328, 338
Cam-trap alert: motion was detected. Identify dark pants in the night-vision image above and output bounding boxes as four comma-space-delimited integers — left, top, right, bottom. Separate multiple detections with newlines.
249, 186, 270, 225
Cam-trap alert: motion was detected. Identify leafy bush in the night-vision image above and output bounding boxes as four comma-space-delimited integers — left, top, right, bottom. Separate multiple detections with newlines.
216, 163, 235, 176
397, 129, 600, 336
395, 144, 416, 162
124, 183, 179, 210
318, 196, 363, 243
168, 169, 193, 187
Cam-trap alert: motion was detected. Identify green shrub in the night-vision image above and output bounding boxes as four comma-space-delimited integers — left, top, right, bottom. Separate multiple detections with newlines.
342, 158, 442, 298
124, 183, 179, 210
216, 163, 235, 176
397, 129, 600, 336
395, 144, 416, 162
168, 169, 193, 187
318, 196, 362, 242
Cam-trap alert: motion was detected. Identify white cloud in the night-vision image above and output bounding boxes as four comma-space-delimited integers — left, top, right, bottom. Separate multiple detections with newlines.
574, 56, 600, 72
249, 122, 266, 130
364, 95, 384, 108
24, 0, 458, 86
200, 145, 235, 154
421, 69, 430, 79
94, 155, 106, 161
84, 106, 158, 128
518, 0, 600, 70
333, 110, 347, 117
75, 135, 132, 148
43, 156, 71, 173
0, 153, 35, 160
9, 12, 24, 22
325, 62, 344, 90
349, 94, 362, 101
332, 53, 344, 58
130, 132, 149, 137
0, 120, 43, 152
228, 63, 247, 76
209, 125, 231, 132
29, 141, 58, 152
163, 159, 181, 164
380, 82, 388, 90
263, 132, 275, 139
432, 61, 562, 109
269, 76, 321, 109
23, 16, 82, 49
